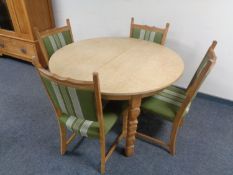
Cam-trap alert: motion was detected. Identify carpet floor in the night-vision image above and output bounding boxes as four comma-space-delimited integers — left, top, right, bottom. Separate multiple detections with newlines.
0, 57, 233, 175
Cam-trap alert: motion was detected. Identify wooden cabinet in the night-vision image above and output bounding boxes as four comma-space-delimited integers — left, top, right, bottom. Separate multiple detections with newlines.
0, 0, 54, 62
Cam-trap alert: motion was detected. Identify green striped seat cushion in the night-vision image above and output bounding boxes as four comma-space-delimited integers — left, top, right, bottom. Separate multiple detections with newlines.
131, 28, 163, 44
59, 106, 118, 138
43, 31, 73, 59
141, 85, 190, 122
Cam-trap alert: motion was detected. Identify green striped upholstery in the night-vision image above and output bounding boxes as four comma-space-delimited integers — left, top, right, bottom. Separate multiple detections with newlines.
188, 54, 209, 89
141, 52, 213, 122
141, 85, 190, 122
59, 108, 117, 138
43, 31, 73, 59
41, 77, 117, 138
131, 28, 163, 44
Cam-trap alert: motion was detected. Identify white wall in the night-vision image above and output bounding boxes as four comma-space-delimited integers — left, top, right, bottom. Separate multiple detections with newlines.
52, 0, 233, 101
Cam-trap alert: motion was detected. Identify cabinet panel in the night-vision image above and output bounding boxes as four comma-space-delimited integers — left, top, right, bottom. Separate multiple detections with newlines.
0, 35, 37, 60
0, 37, 5, 54
25, 0, 54, 31
5, 38, 36, 59
10, 0, 30, 34
0, 0, 54, 62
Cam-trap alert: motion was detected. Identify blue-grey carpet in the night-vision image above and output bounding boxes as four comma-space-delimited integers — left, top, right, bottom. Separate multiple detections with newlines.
0, 57, 233, 175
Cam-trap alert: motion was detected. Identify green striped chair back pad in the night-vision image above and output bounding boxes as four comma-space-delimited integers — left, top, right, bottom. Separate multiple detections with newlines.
41, 75, 119, 138
188, 54, 209, 88
42, 77, 98, 122
131, 28, 163, 44
42, 30, 73, 59
141, 85, 191, 122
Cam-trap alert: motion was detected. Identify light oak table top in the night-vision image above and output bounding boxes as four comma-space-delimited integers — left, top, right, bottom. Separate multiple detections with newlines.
49, 37, 184, 99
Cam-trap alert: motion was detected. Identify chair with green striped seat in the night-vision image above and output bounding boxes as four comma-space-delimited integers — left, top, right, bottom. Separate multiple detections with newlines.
137, 41, 217, 155
32, 58, 126, 174
35, 19, 74, 68
130, 17, 170, 45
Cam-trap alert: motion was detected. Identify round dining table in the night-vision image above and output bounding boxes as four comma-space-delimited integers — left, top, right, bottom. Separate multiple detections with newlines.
49, 37, 184, 156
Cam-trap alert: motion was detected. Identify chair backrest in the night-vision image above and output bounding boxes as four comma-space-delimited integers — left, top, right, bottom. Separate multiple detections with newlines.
130, 17, 170, 45
177, 41, 217, 118
33, 57, 104, 134
35, 19, 74, 68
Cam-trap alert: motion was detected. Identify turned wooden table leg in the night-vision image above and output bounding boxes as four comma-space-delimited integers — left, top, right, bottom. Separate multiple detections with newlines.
125, 95, 141, 157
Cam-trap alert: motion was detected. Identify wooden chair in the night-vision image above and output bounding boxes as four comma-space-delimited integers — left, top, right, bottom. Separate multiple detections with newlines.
130, 17, 170, 45
35, 19, 74, 68
32, 58, 125, 174
137, 41, 217, 155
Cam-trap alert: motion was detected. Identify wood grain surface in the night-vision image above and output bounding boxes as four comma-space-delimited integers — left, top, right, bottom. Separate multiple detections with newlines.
49, 37, 184, 98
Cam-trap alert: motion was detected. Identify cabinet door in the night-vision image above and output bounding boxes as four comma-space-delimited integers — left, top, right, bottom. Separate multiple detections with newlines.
8, 0, 30, 35
0, 0, 30, 39
0, 0, 14, 31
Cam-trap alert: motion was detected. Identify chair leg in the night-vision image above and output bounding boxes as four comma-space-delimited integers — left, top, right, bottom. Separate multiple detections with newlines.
99, 138, 106, 174
168, 122, 181, 156
179, 118, 185, 128
59, 123, 67, 155
104, 132, 125, 173
122, 108, 128, 137
136, 132, 170, 152
136, 114, 183, 156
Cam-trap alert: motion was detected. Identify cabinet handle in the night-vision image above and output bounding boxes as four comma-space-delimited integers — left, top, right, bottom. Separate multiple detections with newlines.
0, 43, 4, 48
20, 48, 27, 54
